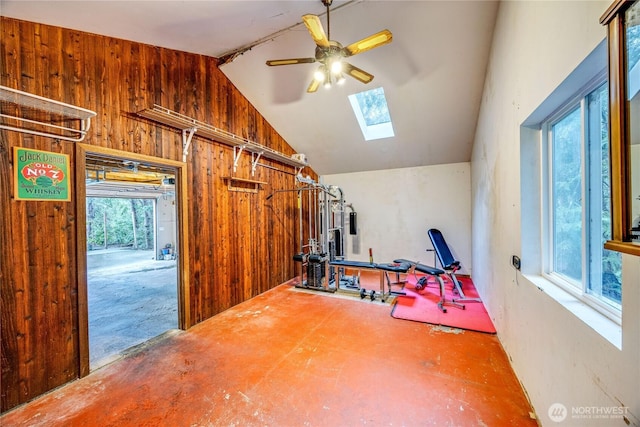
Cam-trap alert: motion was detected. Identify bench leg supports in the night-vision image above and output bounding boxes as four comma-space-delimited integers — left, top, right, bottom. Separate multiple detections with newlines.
435, 276, 465, 313
449, 273, 481, 303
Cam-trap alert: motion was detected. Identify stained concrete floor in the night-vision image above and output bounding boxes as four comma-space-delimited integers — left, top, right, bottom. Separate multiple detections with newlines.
87, 248, 178, 368
0, 280, 538, 426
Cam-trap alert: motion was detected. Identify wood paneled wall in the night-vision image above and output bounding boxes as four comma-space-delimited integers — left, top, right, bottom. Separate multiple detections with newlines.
0, 17, 316, 412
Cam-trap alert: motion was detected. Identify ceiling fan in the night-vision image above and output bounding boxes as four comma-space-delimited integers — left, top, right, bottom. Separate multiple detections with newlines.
266, 0, 392, 93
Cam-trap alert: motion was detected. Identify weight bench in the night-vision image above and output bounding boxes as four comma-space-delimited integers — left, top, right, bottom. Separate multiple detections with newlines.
428, 228, 480, 303
329, 259, 412, 302
394, 259, 464, 313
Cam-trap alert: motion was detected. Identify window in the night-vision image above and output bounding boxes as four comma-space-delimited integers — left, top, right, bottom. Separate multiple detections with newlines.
348, 87, 394, 141
600, 0, 640, 255
543, 82, 623, 313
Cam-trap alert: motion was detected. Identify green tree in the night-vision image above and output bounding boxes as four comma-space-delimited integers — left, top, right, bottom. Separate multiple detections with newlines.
86, 198, 155, 250
552, 107, 583, 281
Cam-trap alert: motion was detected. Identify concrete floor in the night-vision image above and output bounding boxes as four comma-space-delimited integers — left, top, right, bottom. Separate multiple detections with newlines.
87, 248, 178, 368
0, 276, 537, 426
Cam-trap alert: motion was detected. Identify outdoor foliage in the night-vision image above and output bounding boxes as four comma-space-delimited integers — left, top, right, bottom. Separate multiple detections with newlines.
87, 198, 155, 250
355, 87, 391, 126
552, 107, 583, 281
628, 24, 640, 72
551, 84, 622, 305
593, 90, 622, 304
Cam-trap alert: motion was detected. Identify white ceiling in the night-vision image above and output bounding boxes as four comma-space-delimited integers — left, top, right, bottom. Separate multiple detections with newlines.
1, 0, 499, 175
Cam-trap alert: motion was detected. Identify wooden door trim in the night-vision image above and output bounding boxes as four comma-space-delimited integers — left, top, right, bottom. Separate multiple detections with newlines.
75, 144, 191, 376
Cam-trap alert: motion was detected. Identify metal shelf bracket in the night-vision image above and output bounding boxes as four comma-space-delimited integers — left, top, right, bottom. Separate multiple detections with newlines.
233, 145, 245, 172
182, 127, 197, 162
251, 151, 263, 176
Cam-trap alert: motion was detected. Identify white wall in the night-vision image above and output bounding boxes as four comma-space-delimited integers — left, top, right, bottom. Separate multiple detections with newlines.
156, 193, 177, 259
472, 1, 639, 426
322, 162, 471, 272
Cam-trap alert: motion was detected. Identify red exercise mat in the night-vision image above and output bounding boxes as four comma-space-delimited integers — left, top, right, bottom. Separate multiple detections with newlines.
390, 275, 496, 334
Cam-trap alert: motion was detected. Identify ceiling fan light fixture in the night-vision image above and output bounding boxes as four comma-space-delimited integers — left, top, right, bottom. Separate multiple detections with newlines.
314, 67, 326, 82
266, 0, 392, 93
330, 59, 343, 75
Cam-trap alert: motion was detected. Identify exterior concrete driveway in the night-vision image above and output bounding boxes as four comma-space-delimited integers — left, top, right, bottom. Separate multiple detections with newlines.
87, 248, 177, 369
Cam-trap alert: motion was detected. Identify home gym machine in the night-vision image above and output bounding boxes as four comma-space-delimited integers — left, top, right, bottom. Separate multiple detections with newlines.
267, 174, 355, 293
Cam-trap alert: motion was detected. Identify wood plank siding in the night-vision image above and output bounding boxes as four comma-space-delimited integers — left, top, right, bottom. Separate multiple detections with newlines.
0, 17, 316, 412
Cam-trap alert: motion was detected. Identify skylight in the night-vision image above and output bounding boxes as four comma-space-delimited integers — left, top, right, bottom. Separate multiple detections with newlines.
348, 87, 394, 141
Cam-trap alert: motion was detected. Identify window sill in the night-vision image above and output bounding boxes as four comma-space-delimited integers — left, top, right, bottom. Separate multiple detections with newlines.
523, 274, 622, 349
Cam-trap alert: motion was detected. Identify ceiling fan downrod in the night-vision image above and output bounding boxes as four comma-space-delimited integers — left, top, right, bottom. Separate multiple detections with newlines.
323, 0, 332, 40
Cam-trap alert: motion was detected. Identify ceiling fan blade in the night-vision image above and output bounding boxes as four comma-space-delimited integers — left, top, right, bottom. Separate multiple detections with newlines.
307, 78, 321, 93
343, 62, 374, 84
266, 58, 316, 66
302, 14, 330, 48
344, 29, 393, 56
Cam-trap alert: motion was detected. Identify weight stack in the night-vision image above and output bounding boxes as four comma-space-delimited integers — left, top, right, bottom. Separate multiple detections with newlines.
307, 261, 324, 287
349, 212, 357, 235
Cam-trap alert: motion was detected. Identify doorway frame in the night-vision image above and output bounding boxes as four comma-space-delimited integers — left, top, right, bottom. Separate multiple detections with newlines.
75, 143, 191, 376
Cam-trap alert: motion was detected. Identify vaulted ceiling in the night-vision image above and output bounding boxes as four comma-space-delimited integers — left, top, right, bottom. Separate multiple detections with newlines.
1, 0, 499, 175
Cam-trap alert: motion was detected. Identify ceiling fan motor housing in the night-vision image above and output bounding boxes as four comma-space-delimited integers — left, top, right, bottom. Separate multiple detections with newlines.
315, 41, 344, 63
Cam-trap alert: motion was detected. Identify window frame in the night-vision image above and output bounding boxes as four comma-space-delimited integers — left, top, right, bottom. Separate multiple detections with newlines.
347, 87, 395, 141
600, 0, 640, 256
541, 77, 622, 323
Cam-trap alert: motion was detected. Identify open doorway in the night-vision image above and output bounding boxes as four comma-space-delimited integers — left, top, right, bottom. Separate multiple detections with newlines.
82, 151, 181, 369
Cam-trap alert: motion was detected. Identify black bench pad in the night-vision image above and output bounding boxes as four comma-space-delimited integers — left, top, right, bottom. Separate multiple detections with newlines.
329, 260, 411, 273
330, 260, 377, 269
393, 258, 415, 265
376, 262, 412, 273
415, 263, 444, 276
